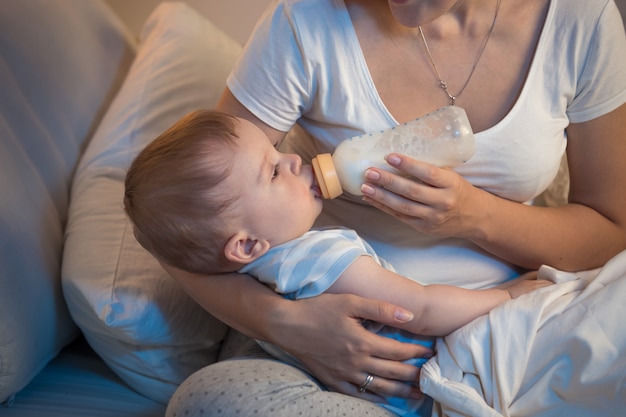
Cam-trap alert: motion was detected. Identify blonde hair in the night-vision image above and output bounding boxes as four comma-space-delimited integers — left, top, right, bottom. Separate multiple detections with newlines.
124, 109, 243, 274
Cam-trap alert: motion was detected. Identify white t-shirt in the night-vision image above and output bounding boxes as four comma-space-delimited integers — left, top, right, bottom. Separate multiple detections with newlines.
228, 0, 626, 288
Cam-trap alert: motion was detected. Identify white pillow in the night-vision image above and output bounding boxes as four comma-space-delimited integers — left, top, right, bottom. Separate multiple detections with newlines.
0, 0, 135, 403
62, 2, 241, 404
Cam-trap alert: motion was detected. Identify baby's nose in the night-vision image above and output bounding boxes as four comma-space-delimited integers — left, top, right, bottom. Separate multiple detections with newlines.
289, 153, 302, 175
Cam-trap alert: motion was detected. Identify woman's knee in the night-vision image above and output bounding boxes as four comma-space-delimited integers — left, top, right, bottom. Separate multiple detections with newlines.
166, 358, 394, 417
166, 358, 321, 416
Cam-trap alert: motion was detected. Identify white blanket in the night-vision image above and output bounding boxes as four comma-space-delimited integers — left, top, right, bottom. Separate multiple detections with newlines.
420, 250, 626, 417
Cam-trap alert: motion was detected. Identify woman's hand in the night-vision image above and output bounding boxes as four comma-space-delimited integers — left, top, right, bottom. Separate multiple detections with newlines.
269, 293, 431, 402
163, 263, 430, 402
360, 153, 488, 239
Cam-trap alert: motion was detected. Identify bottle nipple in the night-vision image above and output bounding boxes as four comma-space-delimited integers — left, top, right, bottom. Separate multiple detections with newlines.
312, 153, 342, 199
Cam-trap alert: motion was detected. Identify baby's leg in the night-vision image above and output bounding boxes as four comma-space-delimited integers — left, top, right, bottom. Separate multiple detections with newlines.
166, 331, 396, 417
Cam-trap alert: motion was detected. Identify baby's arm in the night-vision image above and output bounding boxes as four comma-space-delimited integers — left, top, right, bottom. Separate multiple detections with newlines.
328, 256, 551, 336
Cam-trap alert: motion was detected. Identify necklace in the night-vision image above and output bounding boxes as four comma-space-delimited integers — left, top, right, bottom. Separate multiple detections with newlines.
418, 0, 501, 106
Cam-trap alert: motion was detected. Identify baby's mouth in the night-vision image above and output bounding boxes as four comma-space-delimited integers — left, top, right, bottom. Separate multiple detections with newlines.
310, 172, 323, 198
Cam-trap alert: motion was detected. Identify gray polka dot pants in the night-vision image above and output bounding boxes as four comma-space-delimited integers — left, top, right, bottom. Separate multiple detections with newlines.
166, 331, 397, 417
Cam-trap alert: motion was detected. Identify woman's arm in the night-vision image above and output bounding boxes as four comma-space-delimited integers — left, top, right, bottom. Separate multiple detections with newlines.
161, 263, 428, 400
328, 257, 550, 336
217, 89, 287, 146
361, 103, 626, 272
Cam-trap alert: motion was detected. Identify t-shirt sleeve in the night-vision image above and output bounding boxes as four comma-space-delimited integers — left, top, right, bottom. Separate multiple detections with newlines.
567, 0, 626, 123
226, 1, 312, 132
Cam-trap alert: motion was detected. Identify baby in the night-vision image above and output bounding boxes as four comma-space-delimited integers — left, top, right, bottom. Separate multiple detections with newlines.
124, 109, 551, 416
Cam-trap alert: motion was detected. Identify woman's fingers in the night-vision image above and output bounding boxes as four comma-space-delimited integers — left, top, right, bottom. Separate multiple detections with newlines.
341, 368, 424, 403
356, 331, 428, 400
361, 153, 484, 237
340, 296, 431, 399
356, 359, 425, 400
364, 159, 448, 213
289, 294, 432, 400
345, 296, 433, 361
314, 350, 424, 401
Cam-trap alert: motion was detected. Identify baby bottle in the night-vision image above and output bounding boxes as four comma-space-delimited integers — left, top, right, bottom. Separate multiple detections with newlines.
312, 106, 476, 199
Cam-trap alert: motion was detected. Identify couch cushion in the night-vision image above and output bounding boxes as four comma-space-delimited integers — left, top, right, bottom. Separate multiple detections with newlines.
3, 338, 165, 416
0, 0, 135, 403
62, 2, 241, 404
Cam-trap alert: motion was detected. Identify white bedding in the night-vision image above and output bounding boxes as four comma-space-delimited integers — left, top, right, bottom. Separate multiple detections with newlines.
420, 250, 626, 417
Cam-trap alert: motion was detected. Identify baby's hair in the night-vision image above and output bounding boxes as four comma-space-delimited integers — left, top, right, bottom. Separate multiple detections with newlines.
124, 109, 243, 274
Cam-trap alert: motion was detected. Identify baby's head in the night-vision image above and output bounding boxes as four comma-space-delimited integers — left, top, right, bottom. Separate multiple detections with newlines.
124, 110, 241, 274
124, 109, 323, 275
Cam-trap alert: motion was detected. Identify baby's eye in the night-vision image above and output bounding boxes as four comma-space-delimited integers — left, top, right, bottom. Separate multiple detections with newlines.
271, 165, 279, 180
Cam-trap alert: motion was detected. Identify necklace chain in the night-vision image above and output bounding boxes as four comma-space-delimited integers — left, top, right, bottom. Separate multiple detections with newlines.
418, 0, 501, 106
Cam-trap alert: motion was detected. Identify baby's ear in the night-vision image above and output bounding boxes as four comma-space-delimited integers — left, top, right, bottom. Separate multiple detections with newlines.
224, 232, 270, 265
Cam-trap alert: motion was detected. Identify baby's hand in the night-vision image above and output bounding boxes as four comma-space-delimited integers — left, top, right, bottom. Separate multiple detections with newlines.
505, 273, 553, 299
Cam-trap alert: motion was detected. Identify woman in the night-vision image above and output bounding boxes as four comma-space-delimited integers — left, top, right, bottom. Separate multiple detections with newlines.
165, 0, 626, 415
